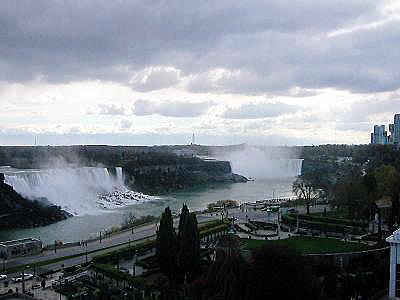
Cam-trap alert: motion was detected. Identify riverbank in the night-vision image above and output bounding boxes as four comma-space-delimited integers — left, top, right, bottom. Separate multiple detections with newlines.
0, 178, 294, 244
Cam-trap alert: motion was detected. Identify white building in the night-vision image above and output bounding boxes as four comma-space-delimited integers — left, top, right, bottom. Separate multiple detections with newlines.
0, 238, 42, 258
387, 230, 400, 298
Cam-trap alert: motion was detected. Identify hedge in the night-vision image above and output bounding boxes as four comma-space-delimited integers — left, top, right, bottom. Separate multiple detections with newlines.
281, 214, 366, 235
250, 220, 278, 231
91, 264, 152, 288
93, 239, 155, 263
199, 224, 229, 238
94, 222, 228, 263
298, 214, 368, 228
198, 219, 225, 231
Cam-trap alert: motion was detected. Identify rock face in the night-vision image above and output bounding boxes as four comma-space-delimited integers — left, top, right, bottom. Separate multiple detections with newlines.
0, 173, 71, 228
123, 158, 247, 195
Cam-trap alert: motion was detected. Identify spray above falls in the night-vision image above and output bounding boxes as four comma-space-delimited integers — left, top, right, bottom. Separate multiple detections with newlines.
1, 167, 156, 216
216, 146, 303, 179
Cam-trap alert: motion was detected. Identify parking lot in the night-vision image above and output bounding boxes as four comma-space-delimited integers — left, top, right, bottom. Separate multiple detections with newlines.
0, 271, 66, 300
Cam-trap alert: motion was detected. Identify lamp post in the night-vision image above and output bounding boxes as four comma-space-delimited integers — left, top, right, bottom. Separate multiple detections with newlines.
277, 206, 281, 239
133, 249, 137, 277
22, 265, 29, 294
85, 241, 88, 264
2, 256, 7, 273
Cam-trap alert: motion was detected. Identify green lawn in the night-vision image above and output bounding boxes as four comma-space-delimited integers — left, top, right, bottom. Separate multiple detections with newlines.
242, 236, 369, 254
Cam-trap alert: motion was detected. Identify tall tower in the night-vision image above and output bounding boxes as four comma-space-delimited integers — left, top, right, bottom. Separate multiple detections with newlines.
394, 114, 400, 146
192, 132, 196, 145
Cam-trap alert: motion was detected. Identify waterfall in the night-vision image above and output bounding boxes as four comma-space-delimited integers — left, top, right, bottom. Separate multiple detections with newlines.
282, 159, 303, 177
2, 167, 156, 216
228, 157, 303, 179
217, 146, 303, 179
115, 167, 124, 186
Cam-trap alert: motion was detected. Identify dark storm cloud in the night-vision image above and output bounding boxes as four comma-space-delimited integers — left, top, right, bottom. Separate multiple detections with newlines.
1, 0, 397, 94
133, 99, 213, 117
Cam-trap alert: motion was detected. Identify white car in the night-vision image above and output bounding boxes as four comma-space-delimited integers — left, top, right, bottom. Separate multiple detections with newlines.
12, 273, 34, 282
0, 274, 7, 281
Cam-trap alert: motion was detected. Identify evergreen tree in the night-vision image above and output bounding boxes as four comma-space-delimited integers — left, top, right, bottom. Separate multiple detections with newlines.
178, 203, 189, 242
178, 213, 200, 281
156, 206, 177, 279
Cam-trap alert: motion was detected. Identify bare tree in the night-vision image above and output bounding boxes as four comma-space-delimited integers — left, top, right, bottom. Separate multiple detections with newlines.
121, 211, 136, 228
292, 177, 321, 214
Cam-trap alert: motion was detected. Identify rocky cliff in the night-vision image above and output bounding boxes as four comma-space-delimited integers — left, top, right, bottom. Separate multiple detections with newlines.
123, 158, 247, 194
0, 173, 71, 228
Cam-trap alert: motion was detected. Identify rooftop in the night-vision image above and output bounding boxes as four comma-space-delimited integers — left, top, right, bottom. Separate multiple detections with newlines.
0, 238, 41, 247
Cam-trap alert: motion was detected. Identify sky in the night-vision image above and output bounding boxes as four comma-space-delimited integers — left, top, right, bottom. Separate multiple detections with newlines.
1, 0, 400, 146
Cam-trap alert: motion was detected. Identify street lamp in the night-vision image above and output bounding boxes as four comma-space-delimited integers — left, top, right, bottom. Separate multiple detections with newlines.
133, 249, 137, 277
22, 265, 29, 294
85, 241, 88, 264
2, 256, 7, 273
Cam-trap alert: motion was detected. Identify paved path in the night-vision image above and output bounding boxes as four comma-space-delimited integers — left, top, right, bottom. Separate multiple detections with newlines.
3, 214, 216, 275
3, 203, 328, 277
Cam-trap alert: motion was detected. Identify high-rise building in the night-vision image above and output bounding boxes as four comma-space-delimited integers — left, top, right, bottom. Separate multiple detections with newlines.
370, 114, 400, 147
389, 124, 395, 144
394, 114, 400, 145
371, 125, 388, 144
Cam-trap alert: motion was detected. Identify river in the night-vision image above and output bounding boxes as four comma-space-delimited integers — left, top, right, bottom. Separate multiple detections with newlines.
0, 177, 295, 245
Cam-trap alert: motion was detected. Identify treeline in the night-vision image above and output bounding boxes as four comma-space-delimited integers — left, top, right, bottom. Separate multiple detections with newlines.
301, 144, 400, 165
0, 145, 197, 169
297, 144, 400, 238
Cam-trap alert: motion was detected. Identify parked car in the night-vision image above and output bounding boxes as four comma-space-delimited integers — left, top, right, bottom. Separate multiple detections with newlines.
0, 274, 7, 281
12, 273, 34, 282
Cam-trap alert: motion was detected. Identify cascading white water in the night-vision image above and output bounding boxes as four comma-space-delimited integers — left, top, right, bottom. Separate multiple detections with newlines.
281, 159, 304, 177
1, 167, 156, 216
230, 158, 303, 179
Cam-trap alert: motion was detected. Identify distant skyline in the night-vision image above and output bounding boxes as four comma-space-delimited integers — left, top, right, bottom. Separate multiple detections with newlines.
1, 1, 400, 146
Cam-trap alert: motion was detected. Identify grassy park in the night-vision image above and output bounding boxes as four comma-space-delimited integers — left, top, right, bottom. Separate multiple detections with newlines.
242, 236, 370, 254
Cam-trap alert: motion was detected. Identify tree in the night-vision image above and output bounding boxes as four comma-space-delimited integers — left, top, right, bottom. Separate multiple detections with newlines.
374, 165, 400, 228
363, 173, 382, 239
178, 203, 189, 242
190, 251, 250, 300
292, 177, 321, 214
248, 244, 318, 300
156, 206, 177, 279
121, 211, 136, 228
178, 213, 200, 281
189, 244, 319, 300
330, 169, 367, 219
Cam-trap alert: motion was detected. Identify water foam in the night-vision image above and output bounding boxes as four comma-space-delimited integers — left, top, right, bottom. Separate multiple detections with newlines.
2, 167, 156, 216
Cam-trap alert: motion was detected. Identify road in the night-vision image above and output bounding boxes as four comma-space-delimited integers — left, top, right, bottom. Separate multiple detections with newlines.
2, 214, 217, 276
2, 203, 327, 277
